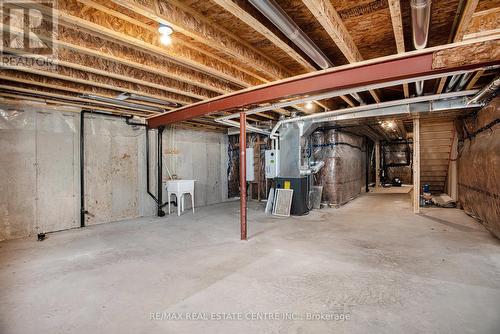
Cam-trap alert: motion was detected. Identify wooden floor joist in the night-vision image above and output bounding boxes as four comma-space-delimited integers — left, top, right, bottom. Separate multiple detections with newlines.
301, 0, 381, 103
76, 0, 277, 85
14, 1, 260, 88
112, 0, 292, 79
437, 0, 480, 93
388, 0, 410, 98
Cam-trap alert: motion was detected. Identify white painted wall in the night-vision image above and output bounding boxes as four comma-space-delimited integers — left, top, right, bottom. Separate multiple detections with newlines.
0, 103, 228, 241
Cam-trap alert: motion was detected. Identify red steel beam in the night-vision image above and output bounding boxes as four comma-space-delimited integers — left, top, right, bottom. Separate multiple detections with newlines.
239, 112, 247, 241
147, 40, 499, 128
148, 54, 433, 128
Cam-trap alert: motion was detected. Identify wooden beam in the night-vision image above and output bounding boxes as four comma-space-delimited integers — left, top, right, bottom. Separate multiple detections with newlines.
15, 1, 259, 88
110, 0, 290, 80
388, 0, 405, 54
210, 0, 315, 72
437, 0, 479, 92
301, 0, 381, 102
0, 83, 159, 115
454, 0, 480, 42
463, 8, 500, 40
465, 70, 484, 90
301, 0, 362, 63
340, 95, 356, 107
2, 62, 190, 106
3, 45, 207, 102
388, 0, 409, 98
396, 120, 407, 139
76, 0, 272, 85
0, 93, 151, 117
413, 118, 420, 213
0, 70, 161, 104
55, 26, 233, 94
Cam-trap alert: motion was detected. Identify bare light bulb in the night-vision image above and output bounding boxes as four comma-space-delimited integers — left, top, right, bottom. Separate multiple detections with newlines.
160, 34, 172, 46
305, 101, 314, 110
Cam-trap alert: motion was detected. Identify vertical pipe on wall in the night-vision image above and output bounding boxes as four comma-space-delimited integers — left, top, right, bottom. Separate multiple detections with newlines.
157, 126, 165, 217
239, 112, 247, 240
145, 128, 158, 204
80, 111, 86, 227
413, 118, 421, 213
365, 137, 369, 193
375, 140, 381, 187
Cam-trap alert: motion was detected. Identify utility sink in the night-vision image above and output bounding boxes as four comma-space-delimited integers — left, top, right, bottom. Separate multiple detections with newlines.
165, 180, 195, 216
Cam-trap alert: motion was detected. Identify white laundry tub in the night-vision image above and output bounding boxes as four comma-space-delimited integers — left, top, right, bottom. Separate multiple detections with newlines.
165, 180, 195, 216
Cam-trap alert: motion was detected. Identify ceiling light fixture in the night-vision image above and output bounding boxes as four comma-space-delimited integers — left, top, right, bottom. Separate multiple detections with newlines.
160, 34, 172, 46
159, 23, 173, 46
305, 101, 314, 110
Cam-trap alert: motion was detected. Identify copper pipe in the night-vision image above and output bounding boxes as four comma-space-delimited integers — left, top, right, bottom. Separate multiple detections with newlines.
239, 112, 247, 240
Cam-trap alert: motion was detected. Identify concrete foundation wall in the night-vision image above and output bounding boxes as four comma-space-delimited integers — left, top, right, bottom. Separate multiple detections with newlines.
161, 127, 228, 209
0, 104, 228, 241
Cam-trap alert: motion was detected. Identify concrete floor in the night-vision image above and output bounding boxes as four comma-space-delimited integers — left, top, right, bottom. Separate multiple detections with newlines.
1, 193, 499, 334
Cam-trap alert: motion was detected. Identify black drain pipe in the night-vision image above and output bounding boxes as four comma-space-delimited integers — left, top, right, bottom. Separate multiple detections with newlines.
145, 128, 158, 204
80, 110, 86, 227
157, 126, 166, 216
365, 137, 370, 193
80, 110, 143, 227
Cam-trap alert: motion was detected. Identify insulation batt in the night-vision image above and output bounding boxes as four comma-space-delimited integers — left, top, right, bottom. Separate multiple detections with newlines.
313, 129, 365, 206
457, 97, 500, 239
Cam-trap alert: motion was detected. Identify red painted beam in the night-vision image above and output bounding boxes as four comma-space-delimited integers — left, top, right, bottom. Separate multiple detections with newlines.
148, 54, 434, 128
147, 39, 499, 128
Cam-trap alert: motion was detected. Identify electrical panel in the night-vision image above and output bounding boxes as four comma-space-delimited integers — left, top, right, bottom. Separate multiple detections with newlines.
265, 149, 280, 178
246, 148, 255, 181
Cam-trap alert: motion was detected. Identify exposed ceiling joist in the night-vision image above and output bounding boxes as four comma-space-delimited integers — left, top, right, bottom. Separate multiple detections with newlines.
437, 0, 480, 93
301, 0, 362, 63
454, 0, 480, 42
0, 92, 152, 117
110, 0, 291, 81
388, 0, 409, 98
210, 0, 315, 73
16, 1, 259, 88
465, 69, 484, 89
2, 62, 190, 106
76, 0, 274, 85
0, 84, 160, 114
301, 0, 381, 103
54, 26, 234, 95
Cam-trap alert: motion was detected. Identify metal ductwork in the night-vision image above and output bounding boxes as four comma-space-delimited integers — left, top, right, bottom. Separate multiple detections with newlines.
445, 72, 474, 93
415, 81, 424, 96
411, 0, 432, 96
116, 93, 180, 108
468, 75, 500, 105
350, 92, 365, 105
81, 94, 165, 112
455, 72, 473, 91
249, 0, 332, 70
249, 0, 365, 105
445, 74, 462, 92
411, 0, 432, 50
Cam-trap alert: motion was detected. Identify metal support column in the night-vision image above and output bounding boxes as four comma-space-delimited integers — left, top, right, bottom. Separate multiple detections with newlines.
239, 112, 247, 240
375, 140, 381, 187
413, 118, 420, 213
